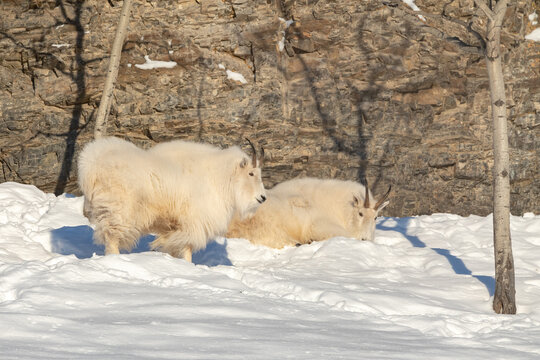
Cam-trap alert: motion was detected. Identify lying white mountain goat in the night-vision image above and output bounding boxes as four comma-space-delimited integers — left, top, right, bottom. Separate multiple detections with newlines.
78, 137, 266, 261
227, 177, 391, 248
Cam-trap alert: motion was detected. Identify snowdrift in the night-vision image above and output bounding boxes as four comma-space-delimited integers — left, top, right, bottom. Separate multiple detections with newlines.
0, 182, 539, 359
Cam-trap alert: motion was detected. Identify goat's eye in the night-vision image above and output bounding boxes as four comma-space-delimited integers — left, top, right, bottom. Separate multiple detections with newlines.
249, 172, 254, 176
359, 212, 363, 217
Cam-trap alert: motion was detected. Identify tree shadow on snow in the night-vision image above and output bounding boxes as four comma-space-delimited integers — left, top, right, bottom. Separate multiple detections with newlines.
377, 218, 495, 297
50, 226, 232, 266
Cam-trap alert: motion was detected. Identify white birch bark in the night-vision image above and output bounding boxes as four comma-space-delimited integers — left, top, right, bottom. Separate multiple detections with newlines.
94, 0, 133, 139
474, 0, 516, 314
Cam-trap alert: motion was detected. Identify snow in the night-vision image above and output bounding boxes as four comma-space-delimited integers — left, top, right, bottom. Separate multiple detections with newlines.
529, 11, 538, 26
525, 28, 540, 42
1, 181, 540, 359
217, 63, 248, 84
278, 37, 286, 52
278, 17, 294, 52
226, 69, 248, 84
279, 17, 294, 28
134, 55, 177, 70
401, 0, 426, 22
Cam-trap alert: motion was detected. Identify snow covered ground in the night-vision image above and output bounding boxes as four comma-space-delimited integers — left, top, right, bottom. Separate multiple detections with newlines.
0, 182, 539, 359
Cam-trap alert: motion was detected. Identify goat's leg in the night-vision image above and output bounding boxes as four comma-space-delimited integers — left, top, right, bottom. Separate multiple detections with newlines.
151, 231, 196, 262
182, 245, 192, 263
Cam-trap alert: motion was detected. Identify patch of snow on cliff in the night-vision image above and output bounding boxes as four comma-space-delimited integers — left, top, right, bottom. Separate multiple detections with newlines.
135, 55, 177, 70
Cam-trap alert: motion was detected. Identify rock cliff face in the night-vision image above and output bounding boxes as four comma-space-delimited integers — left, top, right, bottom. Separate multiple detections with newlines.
0, 0, 538, 216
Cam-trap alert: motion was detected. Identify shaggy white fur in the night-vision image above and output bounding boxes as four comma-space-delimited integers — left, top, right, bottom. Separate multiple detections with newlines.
78, 137, 266, 261
227, 177, 390, 248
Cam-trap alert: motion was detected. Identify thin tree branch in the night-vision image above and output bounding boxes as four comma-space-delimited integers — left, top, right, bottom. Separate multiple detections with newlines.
493, 0, 510, 26
473, 0, 495, 22
389, 3, 485, 51
494, 0, 510, 17
94, 0, 133, 139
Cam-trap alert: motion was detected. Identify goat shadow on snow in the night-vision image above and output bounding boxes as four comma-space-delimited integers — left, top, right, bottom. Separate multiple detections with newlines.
50, 225, 233, 266
50, 220, 495, 297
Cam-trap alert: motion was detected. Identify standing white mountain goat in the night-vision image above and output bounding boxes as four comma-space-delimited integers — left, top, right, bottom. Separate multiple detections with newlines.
78, 137, 266, 261
227, 177, 391, 248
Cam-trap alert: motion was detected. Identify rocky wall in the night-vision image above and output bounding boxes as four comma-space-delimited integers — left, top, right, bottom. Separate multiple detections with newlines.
0, 0, 538, 216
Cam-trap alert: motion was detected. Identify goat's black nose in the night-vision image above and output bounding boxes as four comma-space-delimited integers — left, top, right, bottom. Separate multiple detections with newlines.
261, 195, 266, 202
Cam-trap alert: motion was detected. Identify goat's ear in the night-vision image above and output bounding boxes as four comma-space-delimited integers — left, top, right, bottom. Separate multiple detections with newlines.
240, 158, 248, 168
377, 200, 390, 212
352, 195, 360, 207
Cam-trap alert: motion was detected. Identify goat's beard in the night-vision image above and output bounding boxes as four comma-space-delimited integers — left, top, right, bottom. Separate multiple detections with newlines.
236, 201, 260, 221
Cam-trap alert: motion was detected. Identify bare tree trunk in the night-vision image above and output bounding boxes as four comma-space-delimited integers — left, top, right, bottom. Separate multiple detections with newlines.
94, 0, 133, 139
474, 0, 516, 314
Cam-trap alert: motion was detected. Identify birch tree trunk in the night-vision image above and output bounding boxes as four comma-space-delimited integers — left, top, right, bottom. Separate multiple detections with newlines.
474, 0, 516, 314
93, 0, 133, 139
